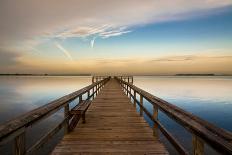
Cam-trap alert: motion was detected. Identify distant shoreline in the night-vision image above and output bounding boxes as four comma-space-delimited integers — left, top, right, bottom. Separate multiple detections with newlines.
0, 74, 91, 76
0, 73, 231, 76
175, 74, 215, 76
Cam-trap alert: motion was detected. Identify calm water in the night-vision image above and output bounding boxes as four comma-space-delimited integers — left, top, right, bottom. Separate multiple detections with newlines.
0, 76, 231, 154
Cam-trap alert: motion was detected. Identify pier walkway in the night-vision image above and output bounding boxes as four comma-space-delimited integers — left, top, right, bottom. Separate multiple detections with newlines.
52, 78, 168, 154
0, 76, 232, 155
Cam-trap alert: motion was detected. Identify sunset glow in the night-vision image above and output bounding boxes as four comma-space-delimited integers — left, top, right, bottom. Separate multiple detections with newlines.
0, 0, 232, 74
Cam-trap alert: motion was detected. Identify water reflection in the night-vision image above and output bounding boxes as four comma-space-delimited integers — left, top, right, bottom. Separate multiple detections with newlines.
0, 76, 91, 124
0, 76, 231, 154
134, 76, 232, 131
134, 76, 232, 154
0, 76, 92, 155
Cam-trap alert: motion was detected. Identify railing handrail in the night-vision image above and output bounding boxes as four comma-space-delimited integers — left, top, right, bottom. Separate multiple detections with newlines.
0, 77, 109, 143
115, 76, 232, 154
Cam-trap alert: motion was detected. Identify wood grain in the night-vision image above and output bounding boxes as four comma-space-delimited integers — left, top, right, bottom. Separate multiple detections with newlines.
52, 79, 168, 155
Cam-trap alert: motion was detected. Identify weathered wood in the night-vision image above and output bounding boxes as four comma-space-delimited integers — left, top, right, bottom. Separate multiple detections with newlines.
126, 85, 129, 96
116, 77, 232, 154
140, 95, 143, 116
0, 78, 108, 143
64, 104, 69, 134
27, 118, 67, 154
129, 90, 189, 155
70, 100, 92, 124
92, 87, 95, 99
14, 131, 25, 155
153, 104, 158, 138
134, 90, 136, 108
79, 95, 82, 103
0, 77, 109, 155
87, 90, 90, 99
69, 115, 82, 131
193, 135, 204, 155
52, 79, 168, 154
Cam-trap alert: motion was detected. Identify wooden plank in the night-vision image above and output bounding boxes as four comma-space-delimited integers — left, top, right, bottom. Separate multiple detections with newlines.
117, 77, 232, 154
0, 78, 109, 143
52, 78, 168, 155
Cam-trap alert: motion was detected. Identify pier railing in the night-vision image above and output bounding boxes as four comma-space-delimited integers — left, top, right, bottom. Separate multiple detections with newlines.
115, 76, 232, 155
0, 77, 110, 155
92, 76, 110, 83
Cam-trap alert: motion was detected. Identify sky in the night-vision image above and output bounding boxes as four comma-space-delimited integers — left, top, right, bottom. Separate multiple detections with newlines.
0, 0, 232, 75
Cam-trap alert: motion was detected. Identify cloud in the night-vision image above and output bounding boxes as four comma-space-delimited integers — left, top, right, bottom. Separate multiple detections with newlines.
0, 0, 231, 47
0, 48, 21, 66
90, 37, 96, 48
151, 55, 198, 62
54, 43, 73, 61
54, 25, 131, 47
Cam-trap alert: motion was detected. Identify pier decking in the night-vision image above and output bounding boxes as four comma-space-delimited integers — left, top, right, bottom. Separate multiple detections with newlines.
1, 76, 232, 155
52, 78, 168, 154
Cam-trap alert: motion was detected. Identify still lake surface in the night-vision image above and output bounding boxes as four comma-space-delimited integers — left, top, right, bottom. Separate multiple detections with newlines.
0, 76, 231, 154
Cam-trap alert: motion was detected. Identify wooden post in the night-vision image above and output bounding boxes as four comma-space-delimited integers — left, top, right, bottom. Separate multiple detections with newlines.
87, 90, 90, 100
129, 87, 131, 100
79, 95, 82, 103
14, 132, 26, 155
64, 104, 69, 134
140, 95, 143, 116
134, 90, 136, 108
128, 77, 129, 83
153, 104, 158, 138
96, 85, 98, 95
193, 135, 204, 155
127, 85, 129, 96
92, 87, 95, 99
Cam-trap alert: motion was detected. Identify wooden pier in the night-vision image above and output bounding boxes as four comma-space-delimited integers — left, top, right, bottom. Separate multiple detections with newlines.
52, 78, 167, 154
0, 76, 232, 155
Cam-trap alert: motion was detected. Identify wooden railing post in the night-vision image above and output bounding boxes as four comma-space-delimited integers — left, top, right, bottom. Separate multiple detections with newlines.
134, 90, 136, 108
153, 104, 158, 138
87, 90, 90, 100
140, 95, 143, 116
127, 85, 129, 96
95, 85, 98, 96
64, 104, 69, 134
193, 135, 204, 155
14, 131, 26, 155
129, 87, 131, 100
79, 95, 82, 103
92, 76, 94, 83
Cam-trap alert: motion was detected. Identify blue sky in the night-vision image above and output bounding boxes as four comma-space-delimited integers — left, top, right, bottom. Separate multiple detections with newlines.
0, 1, 232, 74
44, 6, 232, 59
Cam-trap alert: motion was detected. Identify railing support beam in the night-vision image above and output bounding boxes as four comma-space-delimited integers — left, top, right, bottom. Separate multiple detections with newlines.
140, 95, 143, 116
153, 104, 158, 138
193, 135, 204, 155
64, 104, 69, 134
14, 131, 26, 155
134, 91, 136, 108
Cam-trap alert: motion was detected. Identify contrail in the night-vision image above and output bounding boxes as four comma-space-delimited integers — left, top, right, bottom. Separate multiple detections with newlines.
55, 42, 73, 61
90, 37, 96, 48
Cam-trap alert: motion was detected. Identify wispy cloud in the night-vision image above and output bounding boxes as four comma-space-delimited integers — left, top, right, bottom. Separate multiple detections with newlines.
54, 43, 73, 61
1, 0, 231, 49
90, 37, 96, 48
151, 55, 197, 62
54, 25, 131, 47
